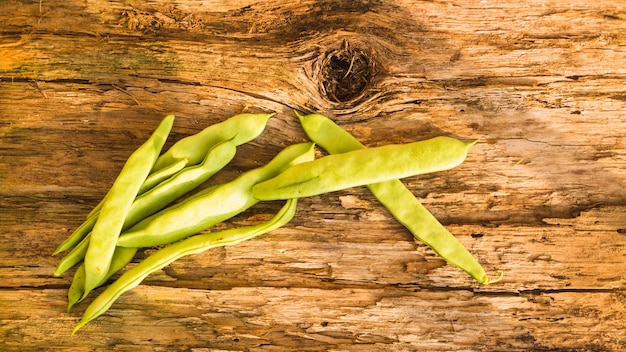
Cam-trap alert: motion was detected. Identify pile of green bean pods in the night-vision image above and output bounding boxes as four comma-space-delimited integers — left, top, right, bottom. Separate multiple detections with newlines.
53, 111, 500, 334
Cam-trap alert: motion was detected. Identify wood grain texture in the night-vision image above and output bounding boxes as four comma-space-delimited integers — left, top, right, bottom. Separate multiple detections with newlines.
1, 0, 625, 351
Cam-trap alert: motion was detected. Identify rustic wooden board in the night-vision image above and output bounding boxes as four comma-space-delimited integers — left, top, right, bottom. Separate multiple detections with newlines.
1, 0, 625, 351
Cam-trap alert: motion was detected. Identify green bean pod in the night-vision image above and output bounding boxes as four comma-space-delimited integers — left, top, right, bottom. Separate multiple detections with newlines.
116, 182, 226, 236
66, 265, 85, 312
123, 139, 237, 225
83, 115, 174, 297
67, 246, 137, 311
84, 157, 188, 221
252, 136, 476, 201
151, 112, 274, 172
77, 113, 271, 225
116, 142, 315, 248
54, 139, 237, 263
72, 198, 298, 334
296, 112, 495, 284
54, 233, 90, 276
139, 157, 188, 196
53, 214, 97, 256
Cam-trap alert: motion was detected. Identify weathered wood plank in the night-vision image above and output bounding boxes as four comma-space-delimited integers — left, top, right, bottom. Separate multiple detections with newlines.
1, 287, 624, 351
1, 0, 625, 350
1, 201, 624, 291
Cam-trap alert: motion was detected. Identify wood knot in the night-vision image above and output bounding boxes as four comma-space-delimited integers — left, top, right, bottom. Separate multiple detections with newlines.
318, 41, 375, 104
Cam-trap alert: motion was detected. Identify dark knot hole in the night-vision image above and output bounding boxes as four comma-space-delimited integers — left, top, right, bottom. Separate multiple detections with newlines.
319, 43, 374, 103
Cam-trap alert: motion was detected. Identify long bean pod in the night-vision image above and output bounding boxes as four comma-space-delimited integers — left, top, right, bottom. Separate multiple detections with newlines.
72, 198, 298, 334
116, 143, 314, 248
66, 265, 85, 312
84, 157, 187, 221
79, 113, 272, 223
138, 157, 189, 196
124, 139, 237, 226
54, 141, 229, 276
83, 115, 174, 296
295, 113, 495, 284
54, 233, 90, 276
152, 112, 274, 172
55, 139, 238, 264
67, 246, 137, 311
53, 215, 97, 256
252, 135, 476, 200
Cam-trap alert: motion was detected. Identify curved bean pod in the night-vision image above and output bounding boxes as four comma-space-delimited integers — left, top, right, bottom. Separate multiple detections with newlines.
83, 115, 174, 296
67, 246, 137, 311
55, 139, 237, 261
85, 157, 189, 220
124, 139, 237, 226
72, 198, 298, 334
138, 157, 188, 195
116, 182, 226, 242
116, 143, 315, 248
151, 112, 274, 172
53, 214, 97, 256
79, 113, 272, 224
296, 112, 496, 284
54, 233, 90, 276
252, 136, 476, 200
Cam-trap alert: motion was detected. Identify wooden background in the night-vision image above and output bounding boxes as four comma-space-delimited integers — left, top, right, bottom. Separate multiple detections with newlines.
1, 0, 625, 351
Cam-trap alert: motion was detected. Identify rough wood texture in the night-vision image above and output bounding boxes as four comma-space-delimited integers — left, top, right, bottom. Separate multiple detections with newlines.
1, 0, 625, 351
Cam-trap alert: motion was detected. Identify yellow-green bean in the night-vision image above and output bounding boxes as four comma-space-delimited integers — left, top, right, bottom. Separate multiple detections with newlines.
116, 143, 315, 248
151, 112, 274, 172
84, 157, 187, 221
138, 157, 188, 196
83, 115, 174, 297
55, 139, 238, 264
80, 113, 272, 224
53, 215, 97, 256
67, 246, 137, 311
124, 139, 237, 227
252, 135, 476, 200
54, 233, 90, 276
66, 265, 85, 312
72, 198, 298, 334
296, 112, 497, 284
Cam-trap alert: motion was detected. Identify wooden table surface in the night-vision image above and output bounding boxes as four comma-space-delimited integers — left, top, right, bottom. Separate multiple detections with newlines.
1, 1, 625, 351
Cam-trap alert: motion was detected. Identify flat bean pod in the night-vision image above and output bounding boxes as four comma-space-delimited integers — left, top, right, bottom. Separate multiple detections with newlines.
123, 139, 237, 227
119, 182, 226, 238
252, 136, 477, 200
85, 157, 189, 220
54, 233, 90, 276
72, 198, 298, 334
67, 246, 137, 311
56, 139, 238, 263
296, 113, 495, 284
138, 157, 188, 196
79, 113, 272, 223
83, 115, 174, 297
116, 142, 315, 248
151, 113, 273, 172
53, 214, 97, 256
